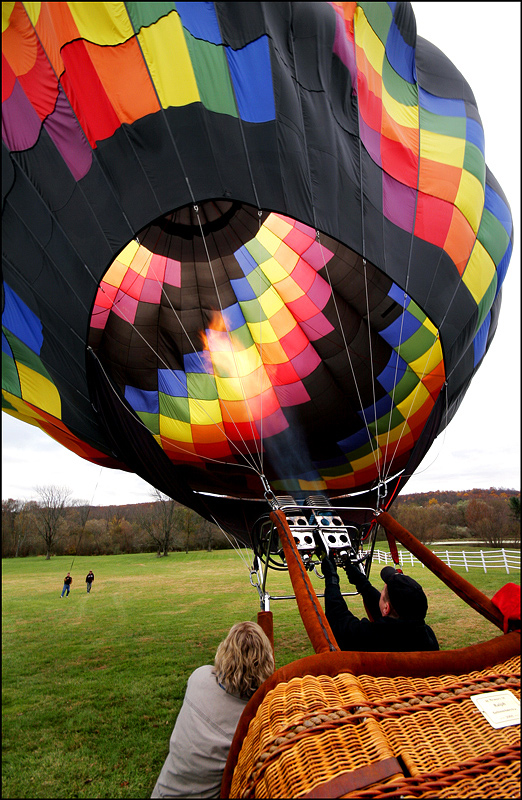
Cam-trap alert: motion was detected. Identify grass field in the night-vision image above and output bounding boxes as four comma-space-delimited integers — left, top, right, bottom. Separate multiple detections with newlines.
2, 550, 519, 799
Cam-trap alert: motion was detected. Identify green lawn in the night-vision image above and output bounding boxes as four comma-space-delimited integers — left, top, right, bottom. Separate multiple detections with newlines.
2, 550, 518, 799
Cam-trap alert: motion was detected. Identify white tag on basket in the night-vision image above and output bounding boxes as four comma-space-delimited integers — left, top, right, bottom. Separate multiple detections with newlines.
470, 690, 520, 729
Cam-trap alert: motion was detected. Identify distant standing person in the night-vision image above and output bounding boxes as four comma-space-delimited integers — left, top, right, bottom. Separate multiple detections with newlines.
60, 572, 72, 598
86, 570, 95, 593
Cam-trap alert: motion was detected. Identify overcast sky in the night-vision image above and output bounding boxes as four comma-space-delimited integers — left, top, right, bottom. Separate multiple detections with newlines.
2, 2, 520, 507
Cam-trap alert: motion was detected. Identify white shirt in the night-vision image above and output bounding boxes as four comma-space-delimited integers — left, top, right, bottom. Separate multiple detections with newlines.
151, 665, 248, 798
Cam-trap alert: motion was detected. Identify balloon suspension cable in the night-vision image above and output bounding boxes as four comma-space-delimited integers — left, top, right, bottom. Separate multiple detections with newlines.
208, 514, 253, 574
259, 473, 279, 511
69, 465, 104, 571
376, 480, 388, 511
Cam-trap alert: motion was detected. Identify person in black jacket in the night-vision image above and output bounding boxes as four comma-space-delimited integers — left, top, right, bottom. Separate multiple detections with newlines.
322, 557, 439, 652
86, 570, 94, 593
60, 572, 73, 598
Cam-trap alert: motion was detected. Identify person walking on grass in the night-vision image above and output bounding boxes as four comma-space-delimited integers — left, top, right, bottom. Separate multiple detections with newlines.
60, 572, 72, 598
86, 570, 94, 593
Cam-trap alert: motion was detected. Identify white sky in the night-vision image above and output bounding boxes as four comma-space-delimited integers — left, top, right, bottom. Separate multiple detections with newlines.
2, 2, 520, 507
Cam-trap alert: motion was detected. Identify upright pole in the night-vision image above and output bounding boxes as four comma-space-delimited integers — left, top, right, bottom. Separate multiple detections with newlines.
257, 610, 274, 658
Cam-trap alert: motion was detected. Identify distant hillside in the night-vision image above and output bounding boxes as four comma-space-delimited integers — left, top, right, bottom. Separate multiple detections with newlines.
83, 487, 521, 516
85, 501, 155, 518
393, 488, 519, 507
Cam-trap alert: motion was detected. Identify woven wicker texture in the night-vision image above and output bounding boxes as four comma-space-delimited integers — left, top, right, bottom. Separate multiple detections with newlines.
229, 656, 520, 798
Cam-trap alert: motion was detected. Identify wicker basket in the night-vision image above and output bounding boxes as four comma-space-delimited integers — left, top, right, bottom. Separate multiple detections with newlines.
229, 656, 520, 798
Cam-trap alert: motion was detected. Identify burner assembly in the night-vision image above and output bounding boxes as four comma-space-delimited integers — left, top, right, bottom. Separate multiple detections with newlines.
250, 495, 376, 608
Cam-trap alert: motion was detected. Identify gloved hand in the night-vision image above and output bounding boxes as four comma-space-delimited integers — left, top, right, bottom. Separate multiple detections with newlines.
321, 556, 340, 586
344, 560, 367, 589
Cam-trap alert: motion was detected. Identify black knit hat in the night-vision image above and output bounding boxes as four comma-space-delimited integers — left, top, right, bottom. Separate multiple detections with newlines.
380, 567, 428, 620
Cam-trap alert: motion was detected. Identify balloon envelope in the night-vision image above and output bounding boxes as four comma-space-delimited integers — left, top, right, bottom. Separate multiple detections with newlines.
2, 2, 513, 540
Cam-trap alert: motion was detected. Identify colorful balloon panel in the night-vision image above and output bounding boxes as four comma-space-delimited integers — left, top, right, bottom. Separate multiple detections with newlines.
2, 2, 513, 538
86, 206, 445, 498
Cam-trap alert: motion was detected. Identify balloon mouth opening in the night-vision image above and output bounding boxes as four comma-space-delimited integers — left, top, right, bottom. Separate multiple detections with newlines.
88, 201, 447, 502
136, 199, 249, 246
126, 199, 272, 266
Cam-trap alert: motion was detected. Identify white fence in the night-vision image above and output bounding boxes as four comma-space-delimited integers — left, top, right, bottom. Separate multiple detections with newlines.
372, 549, 520, 574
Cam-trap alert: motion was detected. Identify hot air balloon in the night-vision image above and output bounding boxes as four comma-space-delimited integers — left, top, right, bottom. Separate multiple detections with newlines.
2, 1, 512, 546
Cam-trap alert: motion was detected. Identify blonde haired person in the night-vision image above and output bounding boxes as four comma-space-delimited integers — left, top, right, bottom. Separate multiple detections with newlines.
151, 621, 274, 798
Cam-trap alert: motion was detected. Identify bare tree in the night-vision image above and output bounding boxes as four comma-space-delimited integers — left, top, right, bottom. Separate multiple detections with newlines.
68, 500, 92, 555
2, 499, 40, 557
200, 518, 220, 552
2, 499, 18, 557
33, 486, 72, 559
139, 490, 179, 556
73, 501, 91, 528
179, 506, 199, 554
15, 501, 38, 557
83, 518, 109, 555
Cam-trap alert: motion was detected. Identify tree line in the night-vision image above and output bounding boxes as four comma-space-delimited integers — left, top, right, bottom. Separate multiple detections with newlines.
1, 486, 232, 559
388, 488, 520, 548
2, 485, 520, 560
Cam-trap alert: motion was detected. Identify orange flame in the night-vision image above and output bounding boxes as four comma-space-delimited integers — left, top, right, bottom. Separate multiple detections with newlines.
201, 311, 271, 405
